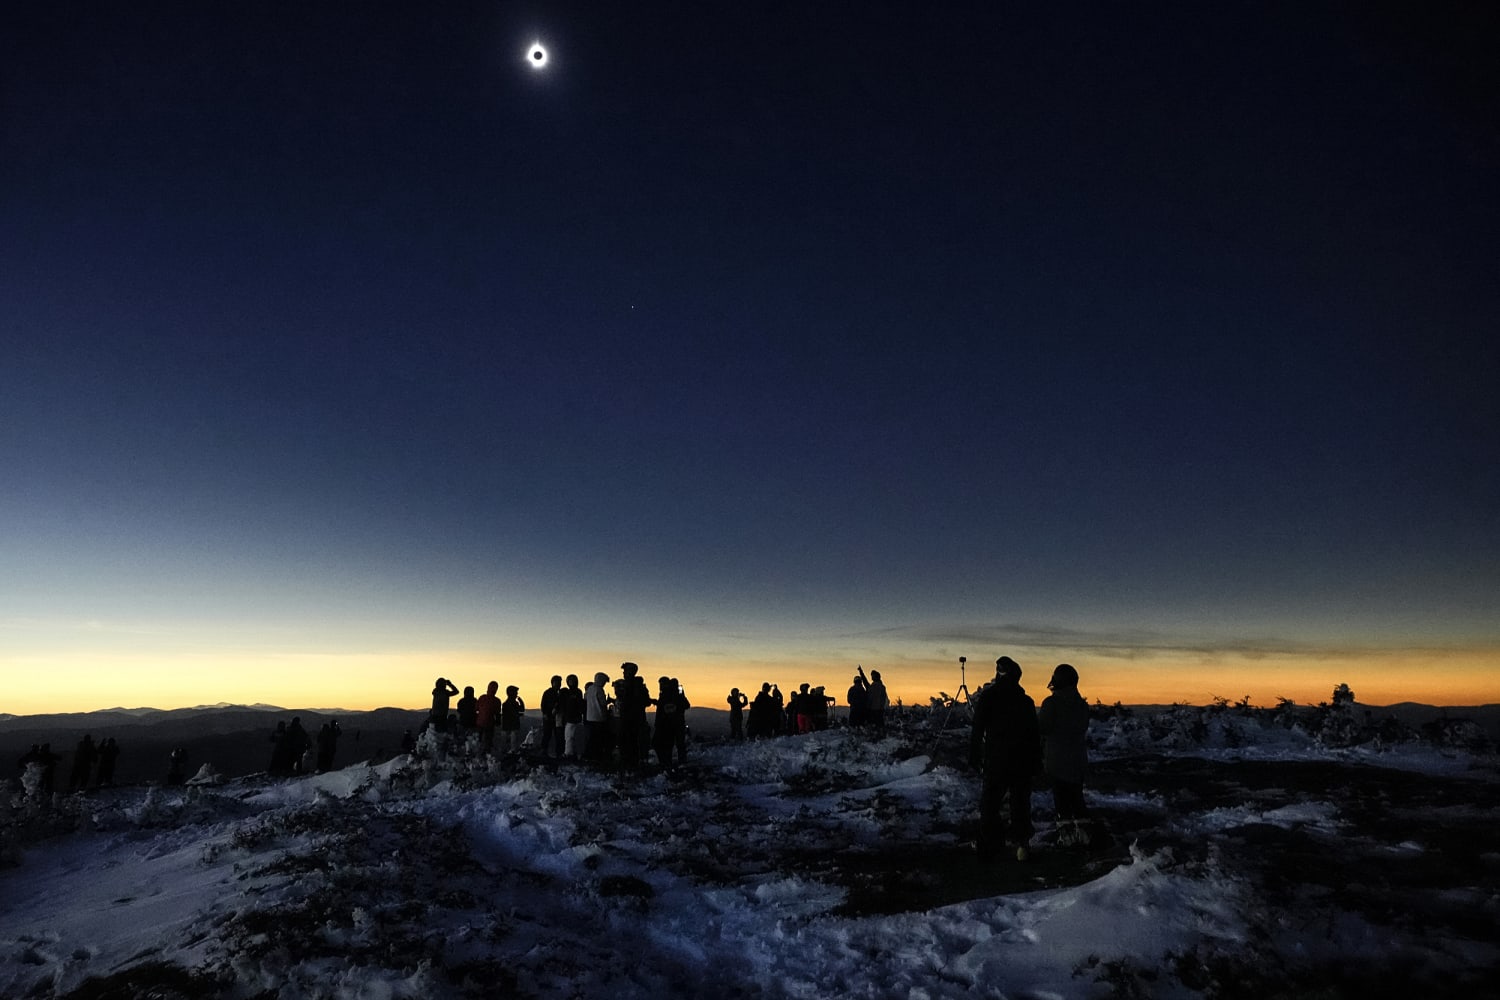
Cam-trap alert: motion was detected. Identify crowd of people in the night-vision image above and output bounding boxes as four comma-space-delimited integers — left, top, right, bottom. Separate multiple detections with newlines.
15, 736, 121, 795
422, 664, 696, 772
13, 656, 1095, 865
417, 662, 901, 774
265, 716, 344, 776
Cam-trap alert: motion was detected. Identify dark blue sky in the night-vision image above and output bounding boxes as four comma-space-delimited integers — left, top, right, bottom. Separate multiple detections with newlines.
3, 2, 1497, 709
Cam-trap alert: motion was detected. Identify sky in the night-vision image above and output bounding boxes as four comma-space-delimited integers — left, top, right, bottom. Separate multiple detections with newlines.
3, 2, 1498, 714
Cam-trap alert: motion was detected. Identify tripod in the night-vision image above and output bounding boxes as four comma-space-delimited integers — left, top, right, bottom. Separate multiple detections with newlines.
936, 656, 976, 735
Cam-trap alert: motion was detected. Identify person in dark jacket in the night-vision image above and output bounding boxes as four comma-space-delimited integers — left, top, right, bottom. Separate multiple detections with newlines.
285, 717, 313, 775
612, 662, 653, 772
430, 677, 459, 733
562, 674, 586, 759
268, 721, 294, 776
539, 675, 563, 758
727, 688, 748, 740
847, 674, 868, 729
456, 687, 479, 736
476, 681, 502, 752
315, 719, 342, 772
652, 676, 687, 768
1038, 663, 1091, 845
95, 738, 120, 786
970, 656, 1042, 860
500, 686, 525, 754
69, 735, 99, 791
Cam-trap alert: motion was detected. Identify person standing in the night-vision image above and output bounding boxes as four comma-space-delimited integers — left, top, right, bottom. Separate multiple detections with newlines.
69, 735, 98, 792
1038, 663, 1091, 846
727, 688, 748, 740
652, 676, 685, 768
562, 674, 586, 759
847, 674, 868, 729
476, 681, 502, 753
456, 686, 479, 737
584, 672, 612, 762
95, 738, 120, 786
969, 656, 1042, 861
539, 676, 563, 758
430, 677, 459, 733
861, 667, 889, 734
612, 662, 652, 772
500, 686, 525, 754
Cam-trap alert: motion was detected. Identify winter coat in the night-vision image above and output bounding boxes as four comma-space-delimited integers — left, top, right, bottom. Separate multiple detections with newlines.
476, 692, 501, 729
456, 695, 478, 729
563, 686, 586, 724
969, 677, 1041, 776
585, 682, 610, 723
1038, 688, 1090, 783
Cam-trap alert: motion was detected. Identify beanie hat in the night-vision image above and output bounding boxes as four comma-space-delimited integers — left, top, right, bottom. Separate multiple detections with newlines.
996, 656, 1022, 679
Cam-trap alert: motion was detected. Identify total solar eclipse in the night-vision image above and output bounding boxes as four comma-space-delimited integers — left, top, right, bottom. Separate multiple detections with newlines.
527, 42, 548, 69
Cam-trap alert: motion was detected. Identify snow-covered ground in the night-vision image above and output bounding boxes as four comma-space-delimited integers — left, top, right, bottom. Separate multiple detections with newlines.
3, 706, 1498, 999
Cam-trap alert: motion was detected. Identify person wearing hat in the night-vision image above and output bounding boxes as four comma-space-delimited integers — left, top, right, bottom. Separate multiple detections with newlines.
969, 656, 1042, 860
1038, 663, 1091, 847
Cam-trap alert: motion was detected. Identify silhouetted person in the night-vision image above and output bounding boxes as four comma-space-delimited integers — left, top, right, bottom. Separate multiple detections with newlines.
970, 656, 1041, 861
613, 662, 652, 772
748, 683, 776, 739
167, 747, 187, 786
793, 683, 813, 734
847, 674, 868, 728
430, 677, 459, 733
476, 681, 502, 752
540, 675, 563, 758
456, 686, 479, 736
500, 685, 525, 754
562, 674, 585, 759
96, 738, 120, 786
584, 672, 611, 762
727, 688, 748, 740
39, 743, 60, 792
269, 721, 293, 775
1038, 663, 1091, 845
69, 735, 98, 791
316, 719, 342, 772
286, 717, 312, 775
812, 686, 833, 731
672, 679, 691, 761
861, 667, 888, 733
652, 676, 687, 768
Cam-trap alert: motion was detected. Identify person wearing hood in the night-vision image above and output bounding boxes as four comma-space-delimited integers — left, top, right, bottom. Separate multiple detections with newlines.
969, 656, 1042, 860
1038, 663, 1091, 846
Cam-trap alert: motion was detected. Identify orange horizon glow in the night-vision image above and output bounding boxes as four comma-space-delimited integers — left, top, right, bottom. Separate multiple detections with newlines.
4, 644, 1498, 717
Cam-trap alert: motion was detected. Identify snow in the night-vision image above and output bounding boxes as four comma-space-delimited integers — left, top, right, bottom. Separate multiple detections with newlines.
3, 712, 1497, 998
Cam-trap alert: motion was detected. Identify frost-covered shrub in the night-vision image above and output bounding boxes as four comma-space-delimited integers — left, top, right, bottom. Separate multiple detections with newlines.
1421, 717, 1491, 752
